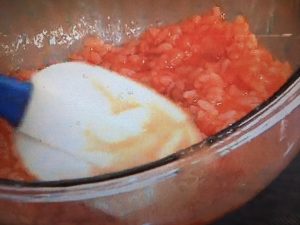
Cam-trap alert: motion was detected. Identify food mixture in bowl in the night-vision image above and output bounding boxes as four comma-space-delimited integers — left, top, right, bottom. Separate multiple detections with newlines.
0, 7, 291, 181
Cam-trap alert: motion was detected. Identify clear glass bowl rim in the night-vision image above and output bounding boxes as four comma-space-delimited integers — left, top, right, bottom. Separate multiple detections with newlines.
0, 67, 298, 197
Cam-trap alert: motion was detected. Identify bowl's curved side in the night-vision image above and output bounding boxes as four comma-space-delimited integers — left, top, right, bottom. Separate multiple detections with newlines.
0, 71, 298, 225
0, 78, 300, 224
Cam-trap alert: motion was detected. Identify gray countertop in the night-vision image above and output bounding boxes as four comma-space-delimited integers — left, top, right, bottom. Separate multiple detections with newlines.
214, 153, 300, 225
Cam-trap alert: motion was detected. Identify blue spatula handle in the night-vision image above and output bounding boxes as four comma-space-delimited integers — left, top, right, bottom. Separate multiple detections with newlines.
0, 74, 32, 127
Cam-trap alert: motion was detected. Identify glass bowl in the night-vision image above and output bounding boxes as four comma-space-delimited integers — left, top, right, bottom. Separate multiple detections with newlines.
0, 0, 299, 224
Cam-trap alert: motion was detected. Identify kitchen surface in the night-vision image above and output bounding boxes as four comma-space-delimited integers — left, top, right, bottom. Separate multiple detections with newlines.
215, 153, 300, 225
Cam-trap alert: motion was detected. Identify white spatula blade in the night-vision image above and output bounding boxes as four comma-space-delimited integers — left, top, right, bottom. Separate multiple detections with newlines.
16, 62, 204, 180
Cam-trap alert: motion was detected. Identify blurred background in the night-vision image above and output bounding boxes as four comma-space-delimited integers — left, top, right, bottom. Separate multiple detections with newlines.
215, 154, 300, 225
